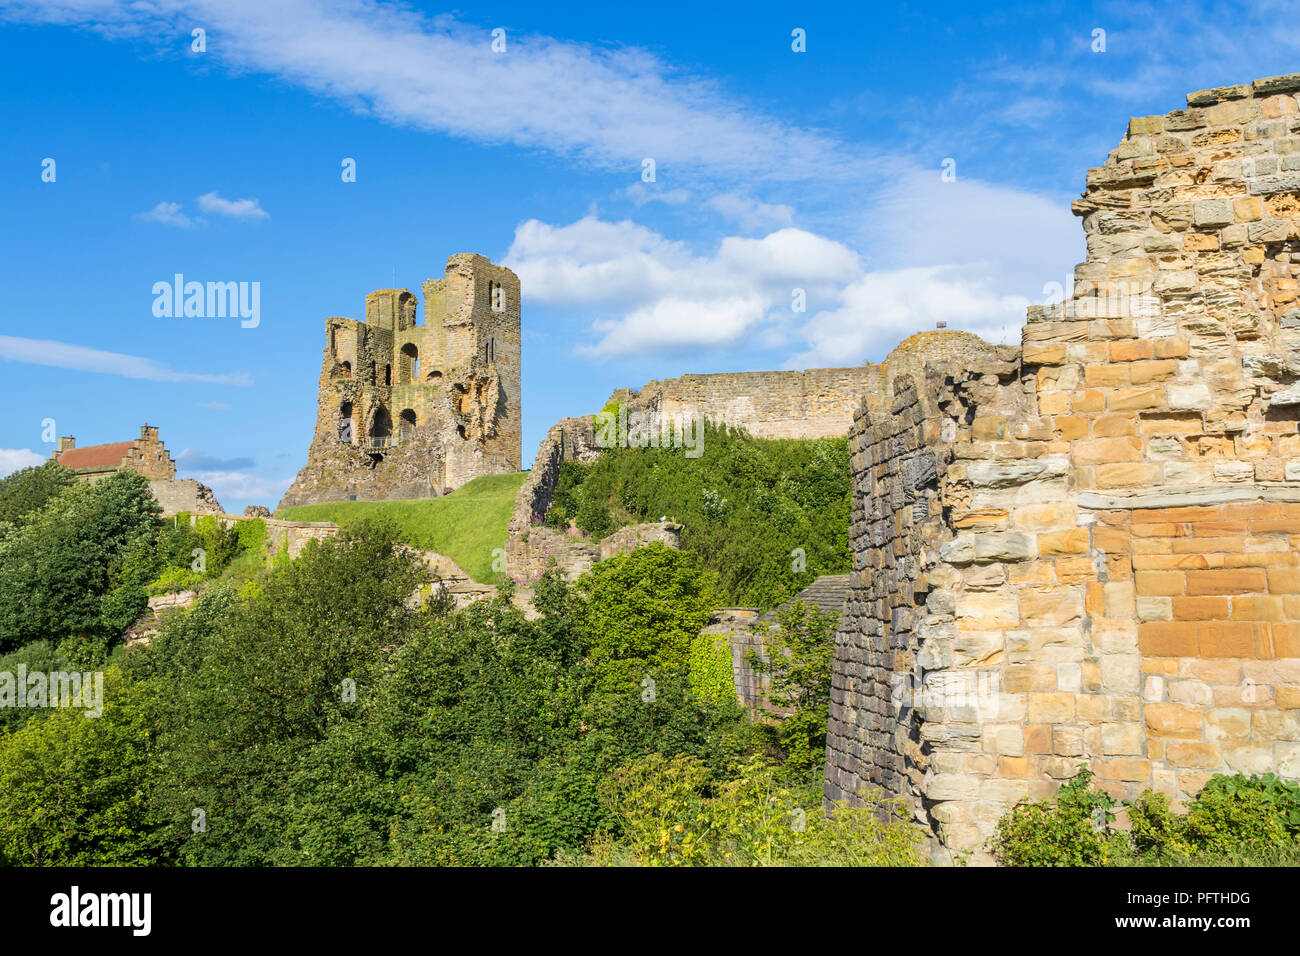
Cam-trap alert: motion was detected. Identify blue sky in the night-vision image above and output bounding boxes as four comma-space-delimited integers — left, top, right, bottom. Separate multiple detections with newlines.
1, 0, 1298, 510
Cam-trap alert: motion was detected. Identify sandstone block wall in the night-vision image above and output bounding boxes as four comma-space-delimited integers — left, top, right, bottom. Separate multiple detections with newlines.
149, 478, 223, 516
608, 331, 993, 441
825, 73, 1300, 862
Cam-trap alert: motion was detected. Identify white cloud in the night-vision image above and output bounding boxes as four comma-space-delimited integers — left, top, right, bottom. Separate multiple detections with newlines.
707, 193, 795, 232
624, 183, 691, 207
506, 218, 863, 357
0, 335, 252, 385
865, 169, 1079, 289
136, 201, 197, 228
197, 191, 269, 220
1, 0, 867, 182
506, 184, 1067, 365
196, 400, 232, 410
184, 469, 291, 509
0, 448, 44, 478
784, 265, 1029, 369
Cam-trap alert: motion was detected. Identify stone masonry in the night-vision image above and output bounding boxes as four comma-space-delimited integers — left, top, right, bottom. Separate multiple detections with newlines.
824, 73, 1300, 863
607, 331, 990, 441
278, 254, 522, 508
51, 424, 176, 481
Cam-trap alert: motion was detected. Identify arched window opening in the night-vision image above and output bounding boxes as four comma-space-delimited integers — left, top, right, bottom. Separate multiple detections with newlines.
384, 364, 392, 386
399, 343, 418, 384
370, 407, 392, 440
427, 369, 443, 381
339, 360, 352, 377
399, 408, 417, 440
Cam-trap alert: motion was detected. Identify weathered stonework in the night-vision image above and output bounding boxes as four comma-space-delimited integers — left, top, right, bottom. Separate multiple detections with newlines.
52, 424, 176, 481
607, 331, 992, 440
49, 424, 223, 516
149, 478, 223, 516
278, 254, 522, 509
824, 73, 1300, 863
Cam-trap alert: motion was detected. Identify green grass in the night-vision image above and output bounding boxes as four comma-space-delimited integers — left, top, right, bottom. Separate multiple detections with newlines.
276, 471, 528, 582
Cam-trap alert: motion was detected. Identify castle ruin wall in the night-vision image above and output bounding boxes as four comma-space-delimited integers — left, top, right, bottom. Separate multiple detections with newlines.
825, 73, 1300, 863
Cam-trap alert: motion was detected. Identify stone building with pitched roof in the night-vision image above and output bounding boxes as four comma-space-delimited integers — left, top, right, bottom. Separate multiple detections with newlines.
50, 424, 175, 482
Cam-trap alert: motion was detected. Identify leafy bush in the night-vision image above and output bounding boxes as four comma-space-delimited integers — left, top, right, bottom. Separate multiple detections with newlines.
1130, 773, 1300, 862
995, 769, 1300, 866
748, 600, 838, 784
688, 634, 735, 706
0, 471, 161, 652
0, 667, 162, 865
577, 543, 720, 693
0, 461, 75, 529
600, 754, 923, 867
550, 422, 850, 609
990, 767, 1127, 866
144, 565, 206, 596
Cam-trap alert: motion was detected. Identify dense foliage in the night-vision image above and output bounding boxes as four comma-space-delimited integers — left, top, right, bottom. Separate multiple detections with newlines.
992, 767, 1300, 866
0, 461, 75, 529
0, 470, 161, 656
0, 513, 885, 866
545, 422, 851, 609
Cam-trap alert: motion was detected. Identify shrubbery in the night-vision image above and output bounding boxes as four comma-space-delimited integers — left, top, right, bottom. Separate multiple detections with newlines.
591, 754, 923, 867
0, 515, 864, 866
992, 767, 1300, 866
544, 422, 851, 609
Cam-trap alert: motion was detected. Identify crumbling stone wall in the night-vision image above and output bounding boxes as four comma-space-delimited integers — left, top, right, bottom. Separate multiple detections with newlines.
278, 254, 522, 509
608, 331, 992, 441
191, 512, 339, 560
825, 73, 1300, 863
149, 478, 223, 516
700, 608, 782, 712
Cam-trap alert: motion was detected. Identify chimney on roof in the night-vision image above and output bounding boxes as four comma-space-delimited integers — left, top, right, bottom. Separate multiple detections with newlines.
57, 436, 75, 452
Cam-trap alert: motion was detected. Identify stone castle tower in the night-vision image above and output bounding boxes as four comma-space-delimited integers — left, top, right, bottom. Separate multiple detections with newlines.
277, 254, 521, 508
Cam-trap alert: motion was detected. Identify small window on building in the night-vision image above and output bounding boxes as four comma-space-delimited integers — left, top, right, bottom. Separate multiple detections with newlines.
491, 281, 504, 313
384, 364, 392, 386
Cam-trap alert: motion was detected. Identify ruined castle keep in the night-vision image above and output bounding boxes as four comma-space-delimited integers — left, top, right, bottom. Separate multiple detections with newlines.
278, 254, 521, 508
824, 73, 1300, 861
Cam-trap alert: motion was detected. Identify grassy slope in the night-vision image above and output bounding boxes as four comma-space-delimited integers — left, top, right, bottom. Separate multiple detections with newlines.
276, 471, 527, 582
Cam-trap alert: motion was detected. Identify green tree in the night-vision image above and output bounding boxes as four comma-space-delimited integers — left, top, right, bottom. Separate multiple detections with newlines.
0, 461, 75, 529
577, 543, 721, 692
0, 470, 161, 653
748, 600, 838, 783
148, 518, 426, 865
0, 667, 163, 865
